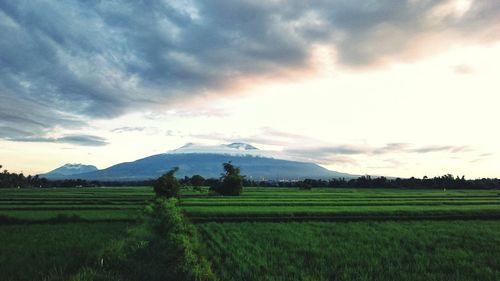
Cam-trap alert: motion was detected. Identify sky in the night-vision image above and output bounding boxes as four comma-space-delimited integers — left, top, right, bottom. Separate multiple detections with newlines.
1, 0, 499, 178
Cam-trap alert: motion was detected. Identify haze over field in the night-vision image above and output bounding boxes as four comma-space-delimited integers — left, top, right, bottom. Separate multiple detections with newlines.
1, 0, 500, 178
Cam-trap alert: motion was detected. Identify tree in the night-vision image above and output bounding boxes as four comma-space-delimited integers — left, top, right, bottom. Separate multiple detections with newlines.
298, 179, 313, 190
190, 175, 205, 192
153, 167, 180, 198
210, 162, 244, 196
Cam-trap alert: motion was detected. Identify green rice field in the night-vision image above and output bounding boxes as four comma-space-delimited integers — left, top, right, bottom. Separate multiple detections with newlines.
0, 186, 499, 280
198, 220, 500, 281
1, 187, 499, 222
181, 188, 500, 221
0, 222, 130, 281
0, 187, 152, 222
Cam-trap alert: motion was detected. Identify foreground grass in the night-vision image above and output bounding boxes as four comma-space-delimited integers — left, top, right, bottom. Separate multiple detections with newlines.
0, 222, 130, 281
0, 198, 216, 281
198, 220, 500, 281
1, 187, 499, 280
74, 198, 216, 281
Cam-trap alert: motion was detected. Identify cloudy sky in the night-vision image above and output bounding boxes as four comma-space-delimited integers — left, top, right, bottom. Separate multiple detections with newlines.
1, 0, 499, 178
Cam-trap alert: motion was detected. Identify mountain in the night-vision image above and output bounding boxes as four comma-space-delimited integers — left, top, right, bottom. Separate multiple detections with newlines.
170, 142, 263, 156
41, 163, 98, 179
225, 143, 258, 150
42, 143, 356, 181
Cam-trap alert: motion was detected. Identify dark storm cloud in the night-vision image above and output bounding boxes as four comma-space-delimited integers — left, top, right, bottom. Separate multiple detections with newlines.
0, 126, 32, 138
10, 134, 108, 146
1, 0, 499, 141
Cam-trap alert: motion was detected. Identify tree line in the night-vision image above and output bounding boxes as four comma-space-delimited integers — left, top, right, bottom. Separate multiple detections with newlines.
0, 164, 153, 188
2, 163, 500, 189
243, 174, 500, 189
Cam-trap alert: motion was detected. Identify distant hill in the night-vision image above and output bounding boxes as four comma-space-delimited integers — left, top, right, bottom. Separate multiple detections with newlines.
41, 143, 356, 181
41, 163, 98, 179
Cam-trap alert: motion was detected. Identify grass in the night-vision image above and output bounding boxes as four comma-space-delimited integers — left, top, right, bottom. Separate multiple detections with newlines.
2, 187, 498, 223
180, 188, 500, 221
93, 198, 216, 281
0, 222, 130, 281
0, 187, 151, 222
0, 188, 216, 281
189, 188, 500, 280
0, 187, 150, 280
1, 186, 499, 281
0, 209, 140, 221
198, 220, 500, 281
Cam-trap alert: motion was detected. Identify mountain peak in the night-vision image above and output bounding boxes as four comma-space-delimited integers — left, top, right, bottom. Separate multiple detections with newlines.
62, 163, 92, 168
179, 143, 196, 149
42, 163, 98, 177
170, 142, 262, 156
225, 143, 258, 150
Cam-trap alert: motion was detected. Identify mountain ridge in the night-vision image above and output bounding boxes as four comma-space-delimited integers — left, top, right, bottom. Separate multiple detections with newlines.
41, 143, 356, 180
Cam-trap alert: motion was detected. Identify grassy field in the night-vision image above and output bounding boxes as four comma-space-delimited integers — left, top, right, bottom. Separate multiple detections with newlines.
185, 188, 500, 280
0, 187, 151, 281
180, 188, 500, 221
198, 220, 500, 281
0, 222, 130, 281
1, 186, 499, 280
0, 187, 152, 222
2, 187, 498, 222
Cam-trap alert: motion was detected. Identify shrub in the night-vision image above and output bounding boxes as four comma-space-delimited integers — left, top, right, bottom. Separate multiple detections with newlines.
210, 162, 244, 196
153, 167, 180, 198
191, 175, 205, 192
95, 198, 216, 281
